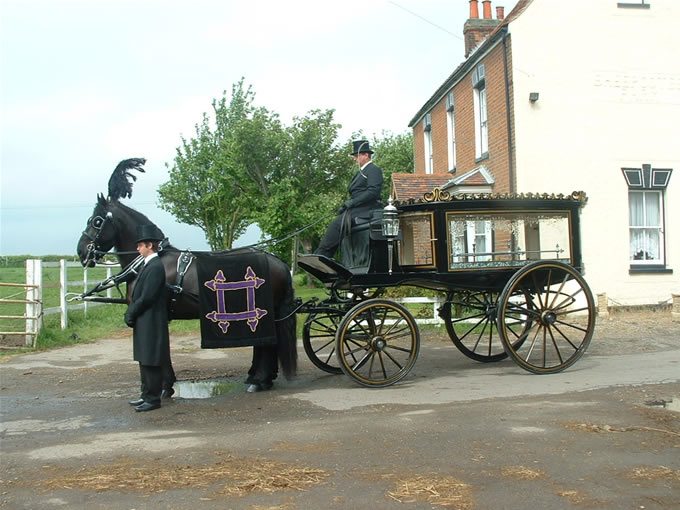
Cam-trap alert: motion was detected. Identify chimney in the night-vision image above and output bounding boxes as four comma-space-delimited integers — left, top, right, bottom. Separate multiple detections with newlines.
469, 0, 479, 19
463, 1, 503, 58
482, 0, 492, 19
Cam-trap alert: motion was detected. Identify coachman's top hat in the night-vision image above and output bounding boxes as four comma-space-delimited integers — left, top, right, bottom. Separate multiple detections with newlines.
135, 224, 164, 243
350, 139, 374, 155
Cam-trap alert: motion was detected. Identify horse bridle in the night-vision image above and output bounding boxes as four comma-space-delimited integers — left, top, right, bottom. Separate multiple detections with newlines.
81, 212, 114, 265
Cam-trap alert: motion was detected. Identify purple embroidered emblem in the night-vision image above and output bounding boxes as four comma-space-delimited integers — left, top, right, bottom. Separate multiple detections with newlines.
204, 266, 268, 334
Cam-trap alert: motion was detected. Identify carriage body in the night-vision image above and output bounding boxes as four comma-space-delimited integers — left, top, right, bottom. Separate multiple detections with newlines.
298, 191, 595, 387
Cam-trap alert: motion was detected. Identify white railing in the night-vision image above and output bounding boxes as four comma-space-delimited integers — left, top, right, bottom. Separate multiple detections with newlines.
397, 296, 445, 325
0, 260, 121, 344
42, 260, 120, 329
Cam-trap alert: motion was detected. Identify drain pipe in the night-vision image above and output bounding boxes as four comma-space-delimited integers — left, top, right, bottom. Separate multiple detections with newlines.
501, 27, 516, 194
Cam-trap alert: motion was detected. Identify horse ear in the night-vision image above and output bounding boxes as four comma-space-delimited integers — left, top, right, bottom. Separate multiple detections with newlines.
97, 193, 107, 207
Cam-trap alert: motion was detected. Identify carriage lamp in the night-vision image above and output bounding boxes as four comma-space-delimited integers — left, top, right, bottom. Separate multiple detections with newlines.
381, 196, 400, 239
382, 197, 400, 274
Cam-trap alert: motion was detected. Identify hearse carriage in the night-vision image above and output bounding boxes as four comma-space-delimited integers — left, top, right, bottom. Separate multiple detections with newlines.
297, 189, 595, 387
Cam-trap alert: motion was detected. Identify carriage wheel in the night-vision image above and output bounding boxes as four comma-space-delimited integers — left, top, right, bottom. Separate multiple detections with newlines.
302, 309, 345, 374
335, 299, 420, 388
440, 290, 530, 362
497, 261, 595, 374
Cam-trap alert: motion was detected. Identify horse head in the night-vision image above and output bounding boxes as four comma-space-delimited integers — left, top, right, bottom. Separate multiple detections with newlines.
77, 194, 119, 267
77, 158, 149, 267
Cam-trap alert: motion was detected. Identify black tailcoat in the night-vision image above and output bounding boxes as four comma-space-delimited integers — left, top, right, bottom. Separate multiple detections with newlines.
346, 161, 383, 220
125, 256, 170, 366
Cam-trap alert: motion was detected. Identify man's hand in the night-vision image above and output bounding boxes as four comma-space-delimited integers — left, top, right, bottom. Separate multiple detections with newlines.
124, 314, 135, 328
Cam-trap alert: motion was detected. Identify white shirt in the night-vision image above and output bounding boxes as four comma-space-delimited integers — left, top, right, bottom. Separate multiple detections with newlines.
144, 252, 159, 265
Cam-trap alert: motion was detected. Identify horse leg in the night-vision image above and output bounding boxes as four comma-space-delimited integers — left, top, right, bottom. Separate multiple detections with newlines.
245, 345, 278, 392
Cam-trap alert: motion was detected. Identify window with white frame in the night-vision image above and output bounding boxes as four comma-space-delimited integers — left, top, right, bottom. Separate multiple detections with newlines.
629, 191, 663, 263
423, 113, 433, 174
472, 64, 488, 159
446, 92, 456, 173
622, 164, 672, 267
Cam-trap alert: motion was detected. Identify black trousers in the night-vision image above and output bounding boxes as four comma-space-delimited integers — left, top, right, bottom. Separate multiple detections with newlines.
315, 213, 346, 258
163, 361, 176, 391
139, 364, 163, 405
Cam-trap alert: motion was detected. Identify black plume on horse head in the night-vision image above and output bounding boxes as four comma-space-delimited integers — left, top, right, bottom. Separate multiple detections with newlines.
107, 158, 146, 201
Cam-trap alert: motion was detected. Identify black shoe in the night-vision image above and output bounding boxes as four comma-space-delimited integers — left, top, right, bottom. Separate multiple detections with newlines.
128, 398, 145, 406
161, 387, 175, 399
135, 402, 161, 412
246, 382, 273, 393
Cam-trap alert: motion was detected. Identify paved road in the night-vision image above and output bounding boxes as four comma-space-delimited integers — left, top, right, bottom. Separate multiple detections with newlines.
1, 332, 679, 509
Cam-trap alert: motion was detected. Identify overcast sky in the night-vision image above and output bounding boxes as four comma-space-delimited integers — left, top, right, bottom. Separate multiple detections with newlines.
0, 0, 518, 256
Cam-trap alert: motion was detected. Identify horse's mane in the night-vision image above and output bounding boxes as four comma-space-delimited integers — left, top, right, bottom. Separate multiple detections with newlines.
107, 158, 146, 201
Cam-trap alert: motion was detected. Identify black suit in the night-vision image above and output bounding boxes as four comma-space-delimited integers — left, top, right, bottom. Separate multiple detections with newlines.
316, 161, 383, 258
124, 255, 174, 405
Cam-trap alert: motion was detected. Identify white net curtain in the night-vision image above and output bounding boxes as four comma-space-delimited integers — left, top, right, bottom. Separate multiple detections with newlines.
629, 191, 661, 261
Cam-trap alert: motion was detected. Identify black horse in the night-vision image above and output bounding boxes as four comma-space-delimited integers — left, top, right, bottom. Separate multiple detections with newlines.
76, 159, 297, 391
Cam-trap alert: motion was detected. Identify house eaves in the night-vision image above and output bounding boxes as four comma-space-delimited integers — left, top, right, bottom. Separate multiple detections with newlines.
408, 0, 534, 128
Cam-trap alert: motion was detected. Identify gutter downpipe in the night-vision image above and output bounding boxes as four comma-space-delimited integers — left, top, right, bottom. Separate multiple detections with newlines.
501, 27, 516, 194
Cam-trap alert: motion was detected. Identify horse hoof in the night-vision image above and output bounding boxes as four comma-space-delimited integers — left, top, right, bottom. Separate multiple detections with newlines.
246, 383, 272, 393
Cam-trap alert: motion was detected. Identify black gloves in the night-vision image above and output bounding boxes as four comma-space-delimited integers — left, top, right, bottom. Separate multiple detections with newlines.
124, 314, 135, 328
337, 200, 353, 215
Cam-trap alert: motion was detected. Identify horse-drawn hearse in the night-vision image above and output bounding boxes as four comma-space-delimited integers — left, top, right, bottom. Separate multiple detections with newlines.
75, 159, 595, 389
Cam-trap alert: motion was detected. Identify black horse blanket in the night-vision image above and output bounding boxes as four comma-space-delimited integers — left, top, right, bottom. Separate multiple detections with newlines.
196, 251, 276, 348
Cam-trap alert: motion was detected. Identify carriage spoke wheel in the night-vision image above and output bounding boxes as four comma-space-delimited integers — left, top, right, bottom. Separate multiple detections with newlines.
497, 261, 595, 374
440, 290, 530, 362
302, 308, 346, 374
335, 299, 420, 388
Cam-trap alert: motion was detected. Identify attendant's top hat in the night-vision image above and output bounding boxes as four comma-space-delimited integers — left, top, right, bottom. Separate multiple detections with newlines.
135, 224, 164, 243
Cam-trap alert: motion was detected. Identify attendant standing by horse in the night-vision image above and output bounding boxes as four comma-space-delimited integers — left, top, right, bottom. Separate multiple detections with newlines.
125, 224, 176, 412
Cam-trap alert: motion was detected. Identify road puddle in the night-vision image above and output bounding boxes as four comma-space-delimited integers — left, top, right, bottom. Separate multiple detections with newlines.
645, 398, 680, 412
175, 378, 242, 399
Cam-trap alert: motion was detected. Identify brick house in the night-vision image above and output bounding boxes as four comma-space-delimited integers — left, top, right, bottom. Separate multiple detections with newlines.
394, 0, 679, 306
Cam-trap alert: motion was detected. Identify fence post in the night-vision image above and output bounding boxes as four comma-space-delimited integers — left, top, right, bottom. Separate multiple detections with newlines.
106, 266, 113, 299
60, 259, 68, 329
25, 259, 42, 347
83, 268, 89, 316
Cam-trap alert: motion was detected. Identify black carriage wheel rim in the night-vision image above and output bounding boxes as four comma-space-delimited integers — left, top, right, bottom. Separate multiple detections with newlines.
335, 299, 420, 387
497, 262, 595, 374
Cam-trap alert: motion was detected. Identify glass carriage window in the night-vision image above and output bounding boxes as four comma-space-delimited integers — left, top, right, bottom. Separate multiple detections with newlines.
399, 213, 435, 267
629, 190, 663, 264
447, 211, 572, 270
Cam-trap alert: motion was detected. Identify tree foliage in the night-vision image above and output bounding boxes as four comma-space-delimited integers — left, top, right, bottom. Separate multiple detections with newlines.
369, 130, 415, 200
158, 79, 416, 262
158, 80, 284, 250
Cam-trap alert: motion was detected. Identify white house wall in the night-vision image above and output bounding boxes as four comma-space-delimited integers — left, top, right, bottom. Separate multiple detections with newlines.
509, 0, 679, 306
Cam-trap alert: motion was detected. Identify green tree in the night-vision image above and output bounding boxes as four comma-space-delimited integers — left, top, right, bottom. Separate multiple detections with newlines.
370, 130, 414, 200
158, 80, 285, 250
256, 109, 354, 260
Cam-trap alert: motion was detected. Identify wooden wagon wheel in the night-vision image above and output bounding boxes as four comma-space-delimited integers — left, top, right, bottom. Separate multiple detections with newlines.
497, 261, 596, 374
335, 299, 420, 387
440, 289, 531, 362
302, 307, 345, 374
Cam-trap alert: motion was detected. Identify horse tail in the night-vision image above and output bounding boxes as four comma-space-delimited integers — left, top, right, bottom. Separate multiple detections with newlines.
276, 267, 298, 380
